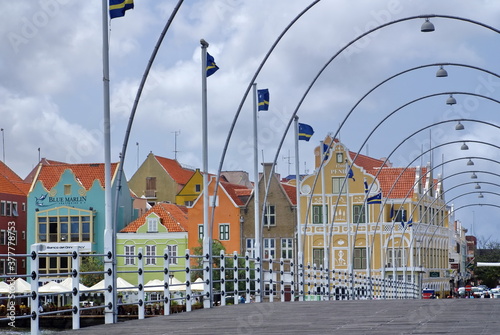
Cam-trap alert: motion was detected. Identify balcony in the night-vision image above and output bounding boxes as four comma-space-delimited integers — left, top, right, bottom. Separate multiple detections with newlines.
144, 190, 157, 198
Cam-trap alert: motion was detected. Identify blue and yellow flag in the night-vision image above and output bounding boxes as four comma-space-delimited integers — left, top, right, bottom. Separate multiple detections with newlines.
364, 179, 369, 194
347, 163, 355, 181
258, 89, 270, 111
109, 0, 134, 19
206, 53, 219, 77
322, 143, 330, 161
298, 123, 314, 141
367, 192, 382, 204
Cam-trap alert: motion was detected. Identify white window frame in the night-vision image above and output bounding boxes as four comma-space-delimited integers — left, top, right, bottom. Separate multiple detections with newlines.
246, 238, 255, 259
263, 238, 275, 259
281, 238, 293, 260
264, 205, 276, 226
146, 245, 156, 265
219, 224, 230, 240
198, 224, 204, 240
125, 245, 135, 265
147, 217, 158, 233
167, 245, 178, 265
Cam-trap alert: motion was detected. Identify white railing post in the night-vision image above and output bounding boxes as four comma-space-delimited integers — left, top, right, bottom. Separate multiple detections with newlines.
245, 252, 250, 303
71, 247, 80, 330
138, 247, 145, 319
30, 244, 41, 335
280, 258, 285, 302
220, 250, 226, 306
233, 252, 239, 305
186, 249, 192, 312
163, 247, 171, 315
268, 257, 274, 303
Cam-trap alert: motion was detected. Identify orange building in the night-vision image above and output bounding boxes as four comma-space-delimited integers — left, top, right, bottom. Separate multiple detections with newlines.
186, 177, 251, 254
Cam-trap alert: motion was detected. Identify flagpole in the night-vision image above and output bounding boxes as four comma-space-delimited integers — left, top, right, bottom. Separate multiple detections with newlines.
252, 83, 262, 303
364, 179, 371, 299
320, 141, 328, 298
346, 160, 353, 299
101, 0, 115, 324
293, 116, 303, 301
200, 39, 212, 309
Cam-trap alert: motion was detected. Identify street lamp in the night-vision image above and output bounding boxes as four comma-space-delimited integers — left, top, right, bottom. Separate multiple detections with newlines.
447, 94, 457, 105
471, 172, 478, 179
436, 66, 448, 77
455, 121, 465, 130
467, 159, 474, 166
461, 142, 469, 150
421, 18, 435, 32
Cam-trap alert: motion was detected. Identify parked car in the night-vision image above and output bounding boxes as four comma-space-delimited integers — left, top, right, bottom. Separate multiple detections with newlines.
490, 288, 500, 299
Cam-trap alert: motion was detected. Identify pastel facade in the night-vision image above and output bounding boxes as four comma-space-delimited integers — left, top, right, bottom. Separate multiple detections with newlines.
300, 139, 451, 295
117, 203, 188, 284
26, 162, 135, 276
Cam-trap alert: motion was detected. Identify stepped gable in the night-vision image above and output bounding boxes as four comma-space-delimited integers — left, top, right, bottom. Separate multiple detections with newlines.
121, 203, 188, 233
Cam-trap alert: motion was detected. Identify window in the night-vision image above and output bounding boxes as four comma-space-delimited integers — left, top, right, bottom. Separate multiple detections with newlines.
395, 208, 407, 223
263, 238, 275, 259
22, 231, 26, 240
146, 245, 156, 265
219, 224, 230, 240
0, 259, 5, 275
264, 283, 277, 296
312, 205, 327, 224
264, 205, 276, 226
145, 177, 157, 197
12, 202, 18, 216
37, 209, 93, 243
354, 248, 367, 269
336, 152, 344, 163
39, 256, 69, 275
312, 248, 324, 267
0, 201, 5, 216
5, 202, 11, 216
332, 177, 344, 194
22, 203, 26, 212
353, 204, 366, 223
281, 238, 293, 259
0, 230, 5, 245
195, 184, 201, 192
198, 224, 204, 240
147, 217, 158, 233
64, 184, 71, 195
387, 249, 403, 267
167, 245, 177, 265
125, 245, 135, 265
246, 238, 255, 259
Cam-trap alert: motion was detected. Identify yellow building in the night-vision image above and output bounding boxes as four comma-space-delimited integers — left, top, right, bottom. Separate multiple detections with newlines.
299, 138, 451, 297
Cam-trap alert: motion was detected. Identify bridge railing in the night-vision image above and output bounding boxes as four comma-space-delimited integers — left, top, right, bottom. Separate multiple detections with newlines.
0, 246, 419, 334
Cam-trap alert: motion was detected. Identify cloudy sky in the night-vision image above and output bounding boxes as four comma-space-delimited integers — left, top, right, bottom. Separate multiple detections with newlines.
2, 0, 500, 242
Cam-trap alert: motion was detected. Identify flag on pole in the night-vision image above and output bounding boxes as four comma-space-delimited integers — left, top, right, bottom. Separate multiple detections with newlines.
347, 163, 355, 181
390, 203, 394, 220
367, 192, 382, 204
400, 210, 407, 228
407, 217, 413, 227
257, 89, 270, 111
322, 143, 330, 161
109, 0, 134, 19
298, 123, 314, 141
364, 179, 369, 194
206, 53, 219, 77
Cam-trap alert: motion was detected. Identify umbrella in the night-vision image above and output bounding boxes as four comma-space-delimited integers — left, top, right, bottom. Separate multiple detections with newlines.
89, 277, 138, 292
39, 281, 68, 294
0, 281, 10, 294
190, 278, 205, 291
144, 279, 164, 292
59, 277, 90, 292
13, 278, 31, 294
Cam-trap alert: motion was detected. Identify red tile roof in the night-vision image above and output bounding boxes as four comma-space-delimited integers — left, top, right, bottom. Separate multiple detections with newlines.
221, 182, 250, 206
281, 183, 297, 205
349, 151, 389, 170
121, 203, 188, 233
0, 174, 27, 196
369, 167, 429, 199
34, 163, 119, 191
0, 161, 23, 182
154, 156, 194, 185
